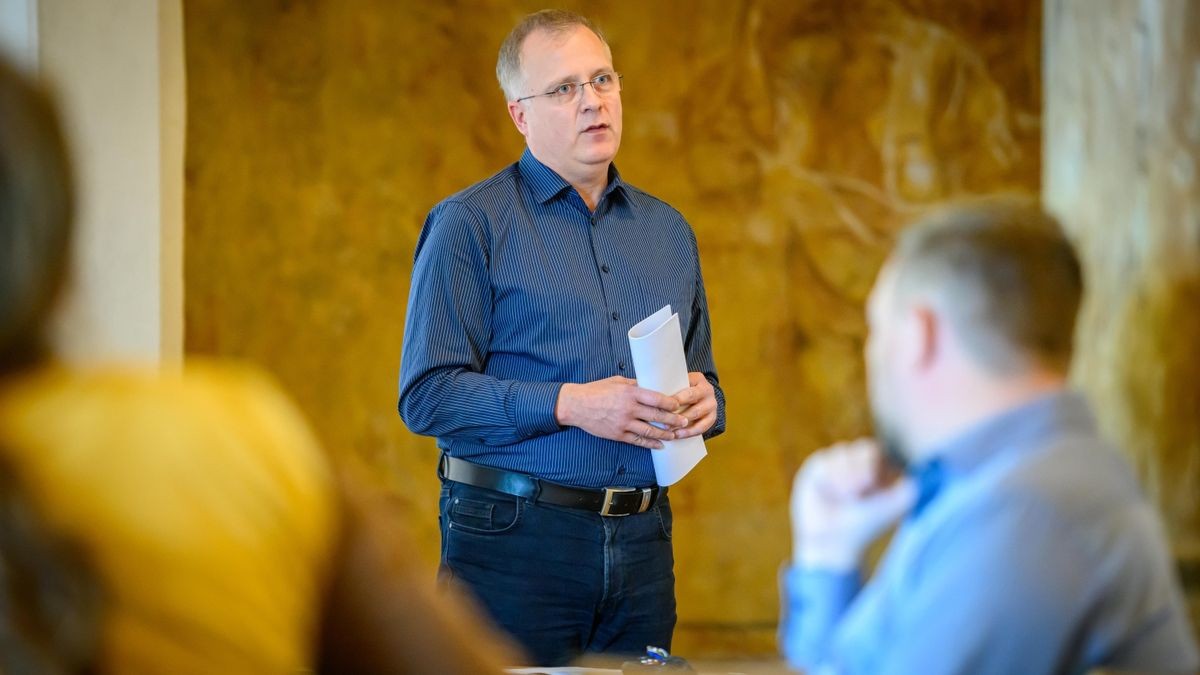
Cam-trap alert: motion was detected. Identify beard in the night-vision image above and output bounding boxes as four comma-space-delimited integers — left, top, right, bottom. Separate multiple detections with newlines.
872, 411, 910, 470
868, 365, 910, 470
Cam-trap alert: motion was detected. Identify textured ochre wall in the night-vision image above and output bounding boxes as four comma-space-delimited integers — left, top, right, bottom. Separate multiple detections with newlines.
184, 0, 1040, 656
1044, 0, 1200, 629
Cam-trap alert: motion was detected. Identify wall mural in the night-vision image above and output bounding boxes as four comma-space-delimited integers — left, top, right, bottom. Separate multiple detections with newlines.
185, 0, 1040, 655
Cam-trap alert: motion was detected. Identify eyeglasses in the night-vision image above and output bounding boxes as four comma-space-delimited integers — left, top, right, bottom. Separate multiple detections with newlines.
515, 72, 623, 104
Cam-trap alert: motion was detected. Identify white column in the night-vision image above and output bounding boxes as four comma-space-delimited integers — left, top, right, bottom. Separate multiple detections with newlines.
36, 0, 184, 363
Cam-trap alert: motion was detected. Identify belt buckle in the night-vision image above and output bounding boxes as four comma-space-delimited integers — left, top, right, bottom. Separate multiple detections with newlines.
600, 486, 652, 517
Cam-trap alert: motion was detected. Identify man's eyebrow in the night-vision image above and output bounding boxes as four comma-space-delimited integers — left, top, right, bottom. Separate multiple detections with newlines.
542, 68, 611, 88
534, 75, 572, 91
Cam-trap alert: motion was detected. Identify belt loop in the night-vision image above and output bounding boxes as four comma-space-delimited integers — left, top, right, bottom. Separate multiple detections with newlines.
529, 475, 543, 503
437, 451, 447, 480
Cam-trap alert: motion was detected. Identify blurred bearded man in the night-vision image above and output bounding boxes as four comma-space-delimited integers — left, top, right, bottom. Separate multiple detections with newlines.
781, 199, 1199, 674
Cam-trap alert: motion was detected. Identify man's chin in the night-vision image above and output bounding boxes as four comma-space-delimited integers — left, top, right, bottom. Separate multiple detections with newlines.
577, 143, 619, 166
872, 415, 910, 469
879, 435, 910, 470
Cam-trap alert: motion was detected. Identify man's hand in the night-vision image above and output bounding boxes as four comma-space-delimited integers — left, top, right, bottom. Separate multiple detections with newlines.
672, 372, 718, 439
791, 438, 916, 571
555, 376, 688, 449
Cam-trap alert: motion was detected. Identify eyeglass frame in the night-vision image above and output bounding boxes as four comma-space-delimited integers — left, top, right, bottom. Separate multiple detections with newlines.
514, 72, 624, 104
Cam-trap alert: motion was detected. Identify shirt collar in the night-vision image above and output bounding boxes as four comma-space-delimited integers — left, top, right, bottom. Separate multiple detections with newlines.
517, 147, 626, 206
908, 390, 1094, 514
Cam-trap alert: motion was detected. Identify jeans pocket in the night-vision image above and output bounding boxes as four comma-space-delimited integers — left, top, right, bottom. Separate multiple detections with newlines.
654, 499, 673, 541
438, 483, 451, 531
446, 489, 523, 535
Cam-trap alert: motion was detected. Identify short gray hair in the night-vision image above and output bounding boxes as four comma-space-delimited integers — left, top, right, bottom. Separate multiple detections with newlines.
495, 9, 609, 101
890, 197, 1083, 375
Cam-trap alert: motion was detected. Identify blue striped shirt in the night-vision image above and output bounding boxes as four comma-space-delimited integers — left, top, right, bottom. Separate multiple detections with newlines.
398, 148, 725, 488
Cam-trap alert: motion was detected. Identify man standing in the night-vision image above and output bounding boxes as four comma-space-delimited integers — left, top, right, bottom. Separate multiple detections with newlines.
781, 199, 1199, 673
398, 10, 725, 666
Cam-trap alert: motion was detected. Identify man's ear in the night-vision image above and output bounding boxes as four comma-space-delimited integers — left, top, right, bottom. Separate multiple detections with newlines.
900, 304, 939, 372
507, 101, 528, 137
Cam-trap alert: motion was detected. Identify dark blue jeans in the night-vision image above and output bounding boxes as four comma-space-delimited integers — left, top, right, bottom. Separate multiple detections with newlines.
438, 480, 676, 666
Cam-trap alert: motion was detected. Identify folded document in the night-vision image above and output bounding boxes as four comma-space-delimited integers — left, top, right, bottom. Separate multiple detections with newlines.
627, 305, 708, 486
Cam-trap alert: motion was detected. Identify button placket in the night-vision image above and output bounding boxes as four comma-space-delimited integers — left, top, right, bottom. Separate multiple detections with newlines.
589, 210, 628, 377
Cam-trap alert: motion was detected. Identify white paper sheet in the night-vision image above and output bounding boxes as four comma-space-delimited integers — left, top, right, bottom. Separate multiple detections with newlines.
627, 305, 707, 486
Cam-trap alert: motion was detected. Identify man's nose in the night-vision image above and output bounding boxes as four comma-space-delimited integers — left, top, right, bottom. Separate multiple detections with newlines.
577, 81, 603, 108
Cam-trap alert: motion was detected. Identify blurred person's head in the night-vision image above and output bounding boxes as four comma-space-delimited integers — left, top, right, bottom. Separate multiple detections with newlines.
0, 58, 73, 376
865, 198, 1083, 464
0, 55, 519, 675
499, 10, 622, 185
0, 56, 341, 674
0, 52, 97, 675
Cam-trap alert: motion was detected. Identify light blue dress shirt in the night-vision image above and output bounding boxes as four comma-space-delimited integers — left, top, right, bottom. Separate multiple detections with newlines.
781, 392, 1199, 674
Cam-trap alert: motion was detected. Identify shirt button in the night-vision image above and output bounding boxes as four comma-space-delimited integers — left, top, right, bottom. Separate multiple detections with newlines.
601, 264, 610, 273
617, 466, 626, 475
611, 311, 620, 321
618, 361, 626, 371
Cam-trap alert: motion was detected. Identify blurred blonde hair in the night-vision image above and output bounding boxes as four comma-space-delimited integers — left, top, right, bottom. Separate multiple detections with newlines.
0, 363, 338, 675
892, 197, 1083, 375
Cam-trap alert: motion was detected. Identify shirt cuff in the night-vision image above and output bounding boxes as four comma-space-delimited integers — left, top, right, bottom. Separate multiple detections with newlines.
784, 564, 860, 617
779, 564, 861, 668
508, 380, 564, 439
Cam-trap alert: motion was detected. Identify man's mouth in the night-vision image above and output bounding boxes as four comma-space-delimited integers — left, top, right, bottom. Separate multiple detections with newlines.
582, 124, 609, 133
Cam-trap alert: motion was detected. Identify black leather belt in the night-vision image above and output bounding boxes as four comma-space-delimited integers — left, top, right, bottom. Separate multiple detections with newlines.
439, 454, 661, 517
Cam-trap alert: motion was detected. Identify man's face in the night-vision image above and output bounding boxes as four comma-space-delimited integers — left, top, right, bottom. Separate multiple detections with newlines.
507, 26, 622, 180
865, 260, 909, 465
